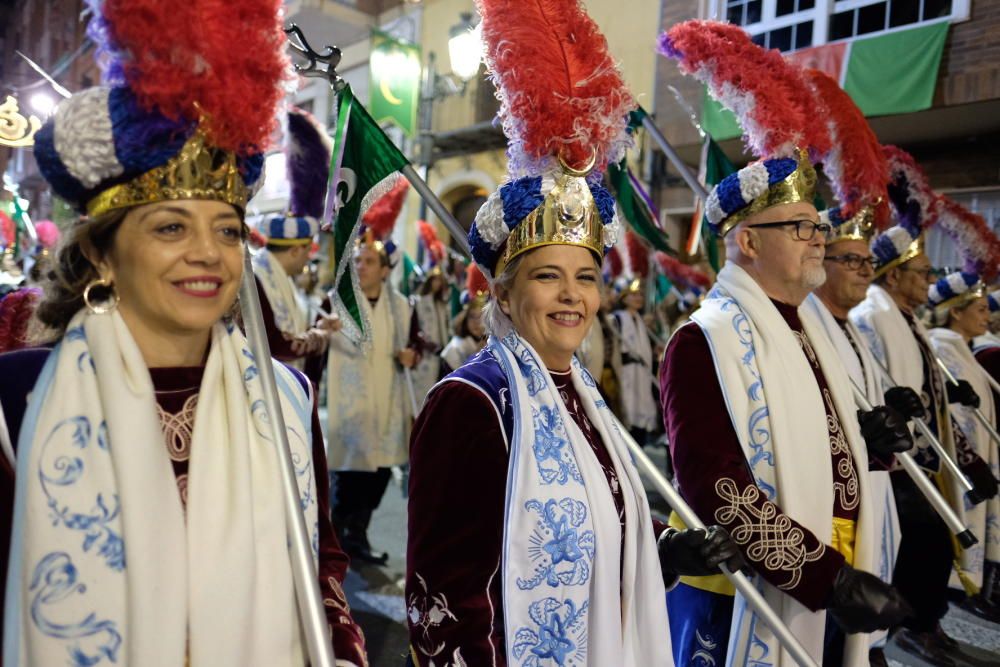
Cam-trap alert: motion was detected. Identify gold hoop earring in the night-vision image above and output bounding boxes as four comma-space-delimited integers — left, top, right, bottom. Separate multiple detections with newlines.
83, 277, 120, 314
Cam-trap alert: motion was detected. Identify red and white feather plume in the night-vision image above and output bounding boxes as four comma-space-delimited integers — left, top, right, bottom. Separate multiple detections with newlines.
476, 0, 635, 176
604, 246, 624, 280
932, 197, 1000, 282
659, 20, 830, 159
882, 145, 938, 227
806, 69, 890, 228
654, 252, 711, 290
417, 220, 446, 266
466, 263, 490, 299
362, 176, 409, 241
625, 230, 650, 279
101, 0, 291, 153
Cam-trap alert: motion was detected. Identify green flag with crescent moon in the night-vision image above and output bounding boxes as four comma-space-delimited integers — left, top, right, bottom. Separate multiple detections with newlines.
369, 30, 421, 138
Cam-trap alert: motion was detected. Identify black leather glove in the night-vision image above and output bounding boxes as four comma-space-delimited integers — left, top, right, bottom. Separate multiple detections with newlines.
883, 386, 925, 420
826, 565, 913, 633
947, 379, 981, 408
857, 406, 913, 463
658, 525, 748, 581
963, 456, 999, 503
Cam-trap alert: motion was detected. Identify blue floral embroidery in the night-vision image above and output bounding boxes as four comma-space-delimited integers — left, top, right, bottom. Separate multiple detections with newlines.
38, 417, 124, 571
532, 406, 582, 485
512, 598, 588, 666
29, 552, 122, 666
517, 498, 595, 590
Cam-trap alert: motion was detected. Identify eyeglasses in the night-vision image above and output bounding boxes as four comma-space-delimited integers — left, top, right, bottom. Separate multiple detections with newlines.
749, 219, 833, 242
824, 253, 876, 272
898, 265, 935, 280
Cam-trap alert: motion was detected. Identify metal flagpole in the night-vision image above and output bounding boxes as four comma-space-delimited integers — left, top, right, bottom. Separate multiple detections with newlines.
935, 357, 1000, 450
848, 381, 977, 547
620, 426, 820, 667
868, 355, 976, 496
239, 251, 336, 667
640, 114, 710, 202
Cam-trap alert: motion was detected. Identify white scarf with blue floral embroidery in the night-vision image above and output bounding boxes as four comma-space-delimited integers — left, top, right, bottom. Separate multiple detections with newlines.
492, 332, 672, 667
3, 309, 318, 667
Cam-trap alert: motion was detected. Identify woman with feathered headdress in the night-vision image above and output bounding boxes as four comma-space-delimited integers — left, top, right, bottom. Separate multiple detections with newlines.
405, 3, 746, 666
0, 2, 366, 665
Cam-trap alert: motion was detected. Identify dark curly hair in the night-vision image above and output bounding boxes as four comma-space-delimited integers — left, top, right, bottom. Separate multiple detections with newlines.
31, 209, 128, 341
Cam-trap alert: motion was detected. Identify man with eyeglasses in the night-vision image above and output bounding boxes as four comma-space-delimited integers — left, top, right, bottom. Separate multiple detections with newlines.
851, 214, 996, 665
660, 153, 910, 667
803, 205, 923, 666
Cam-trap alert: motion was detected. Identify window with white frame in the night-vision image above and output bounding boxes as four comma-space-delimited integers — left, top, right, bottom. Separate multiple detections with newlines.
719, 0, 970, 52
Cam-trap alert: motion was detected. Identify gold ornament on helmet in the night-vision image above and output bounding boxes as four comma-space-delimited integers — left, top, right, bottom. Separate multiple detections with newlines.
494, 150, 607, 277
86, 130, 249, 218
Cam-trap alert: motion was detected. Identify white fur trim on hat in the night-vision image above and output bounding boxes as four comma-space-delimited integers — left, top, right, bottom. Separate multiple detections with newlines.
53, 88, 124, 189
738, 162, 769, 206
885, 225, 915, 255
474, 189, 508, 248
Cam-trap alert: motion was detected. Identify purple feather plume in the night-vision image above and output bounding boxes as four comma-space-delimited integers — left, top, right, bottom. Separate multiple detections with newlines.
287, 108, 332, 219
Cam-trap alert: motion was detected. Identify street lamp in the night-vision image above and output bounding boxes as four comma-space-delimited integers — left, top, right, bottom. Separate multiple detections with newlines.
447, 12, 482, 82
29, 92, 55, 117
416, 12, 484, 220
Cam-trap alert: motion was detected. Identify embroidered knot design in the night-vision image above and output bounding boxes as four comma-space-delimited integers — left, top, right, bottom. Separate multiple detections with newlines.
714, 478, 823, 591
512, 597, 588, 667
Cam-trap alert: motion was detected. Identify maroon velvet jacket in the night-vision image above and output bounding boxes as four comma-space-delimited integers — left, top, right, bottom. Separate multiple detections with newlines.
0, 360, 367, 667
659, 300, 858, 611
406, 370, 664, 667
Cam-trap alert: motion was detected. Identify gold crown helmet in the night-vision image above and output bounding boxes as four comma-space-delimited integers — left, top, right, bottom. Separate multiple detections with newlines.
717, 150, 818, 237
493, 153, 606, 277
822, 202, 878, 245
873, 234, 926, 279
934, 280, 987, 313
86, 130, 250, 218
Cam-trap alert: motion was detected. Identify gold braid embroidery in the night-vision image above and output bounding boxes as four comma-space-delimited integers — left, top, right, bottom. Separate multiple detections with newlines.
713, 478, 825, 590
822, 388, 860, 511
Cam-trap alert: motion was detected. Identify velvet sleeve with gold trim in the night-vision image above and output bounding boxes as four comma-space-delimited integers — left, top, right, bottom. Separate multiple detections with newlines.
659, 324, 845, 611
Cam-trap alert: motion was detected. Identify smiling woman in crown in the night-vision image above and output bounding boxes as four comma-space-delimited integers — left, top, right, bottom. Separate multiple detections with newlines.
0, 2, 367, 666
404, 2, 743, 666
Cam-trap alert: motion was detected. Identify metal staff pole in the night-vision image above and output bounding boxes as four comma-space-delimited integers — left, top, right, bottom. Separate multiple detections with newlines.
401, 163, 471, 257
935, 357, 1000, 450
620, 427, 820, 667
868, 356, 976, 495
848, 381, 977, 548
640, 114, 710, 202
239, 250, 336, 667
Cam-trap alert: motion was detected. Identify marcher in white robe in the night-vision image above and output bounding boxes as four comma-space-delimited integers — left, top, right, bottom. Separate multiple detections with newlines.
612, 281, 658, 441
928, 272, 1000, 597
852, 222, 998, 662
327, 243, 416, 564
807, 217, 910, 659
411, 271, 451, 406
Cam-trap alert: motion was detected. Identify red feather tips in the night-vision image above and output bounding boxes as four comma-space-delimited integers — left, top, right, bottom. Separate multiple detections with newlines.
604, 246, 623, 279
101, 0, 291, 154
466, 263, 490, 297
806, 70, 890, 228
247, 227, 268, 249
661, 20, 830, 160
476, 0, 634, 174
932, 196, 1000, 282
654, 251, 711, 289
362, 177, 410, 241
417, 220, 446, 265
0, 211, 14, 248
625, 230, 650, 279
